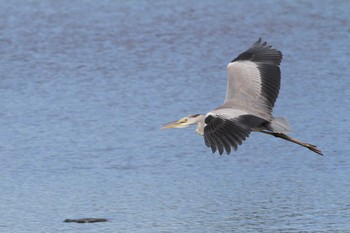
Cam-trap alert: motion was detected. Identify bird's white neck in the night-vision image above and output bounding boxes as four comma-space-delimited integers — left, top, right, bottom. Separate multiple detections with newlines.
195, 115, 205, 135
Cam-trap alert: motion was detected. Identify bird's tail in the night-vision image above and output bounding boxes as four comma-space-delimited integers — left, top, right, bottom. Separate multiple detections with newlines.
266, 117, 291, 134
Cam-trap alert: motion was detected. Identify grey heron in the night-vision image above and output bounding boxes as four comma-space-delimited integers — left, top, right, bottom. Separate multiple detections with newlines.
162, 38, 322, 156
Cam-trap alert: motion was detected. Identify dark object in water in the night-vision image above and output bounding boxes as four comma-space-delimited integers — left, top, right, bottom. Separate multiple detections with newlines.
64, 218, 108, 223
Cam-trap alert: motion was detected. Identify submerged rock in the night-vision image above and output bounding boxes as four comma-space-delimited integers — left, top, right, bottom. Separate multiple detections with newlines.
64, 218, 108, 223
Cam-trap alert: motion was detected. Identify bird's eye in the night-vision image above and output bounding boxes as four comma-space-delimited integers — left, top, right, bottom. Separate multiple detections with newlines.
181, 119, 188, 123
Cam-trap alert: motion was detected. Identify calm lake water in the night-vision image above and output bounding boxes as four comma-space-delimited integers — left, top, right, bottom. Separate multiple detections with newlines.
0, 1, 349, 232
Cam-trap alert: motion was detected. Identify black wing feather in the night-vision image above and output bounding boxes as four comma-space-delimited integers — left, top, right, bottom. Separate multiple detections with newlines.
232, 38, 282, 66
204, 115, 262, 155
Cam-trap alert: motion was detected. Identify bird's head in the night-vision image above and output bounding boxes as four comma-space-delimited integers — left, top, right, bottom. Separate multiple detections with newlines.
161, 114, 204, 129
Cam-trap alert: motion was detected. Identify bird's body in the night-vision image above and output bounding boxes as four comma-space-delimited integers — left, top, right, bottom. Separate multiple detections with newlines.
162, 38, 322, 156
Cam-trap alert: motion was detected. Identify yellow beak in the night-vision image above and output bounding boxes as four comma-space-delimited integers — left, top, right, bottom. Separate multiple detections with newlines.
161, 120, 182, 129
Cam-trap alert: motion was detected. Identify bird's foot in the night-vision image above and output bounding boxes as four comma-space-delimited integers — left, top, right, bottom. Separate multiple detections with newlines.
305, 143, 323, 156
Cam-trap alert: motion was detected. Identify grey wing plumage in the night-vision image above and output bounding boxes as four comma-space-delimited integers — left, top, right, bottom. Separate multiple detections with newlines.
203, 109, 266, 155
222, 38, 282, 120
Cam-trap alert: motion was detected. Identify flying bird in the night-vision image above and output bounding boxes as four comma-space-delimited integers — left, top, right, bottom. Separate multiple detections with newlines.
162, 38, 322, 156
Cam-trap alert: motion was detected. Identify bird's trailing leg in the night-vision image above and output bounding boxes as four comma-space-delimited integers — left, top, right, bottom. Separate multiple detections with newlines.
261, 131, 323, 156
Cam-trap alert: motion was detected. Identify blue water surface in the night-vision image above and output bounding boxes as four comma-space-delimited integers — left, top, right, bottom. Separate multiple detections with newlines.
0, 1, 349, 232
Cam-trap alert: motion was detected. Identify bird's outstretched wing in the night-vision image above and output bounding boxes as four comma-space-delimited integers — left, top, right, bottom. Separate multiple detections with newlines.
222, 38, 282, 121
203, 109, 265, 155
